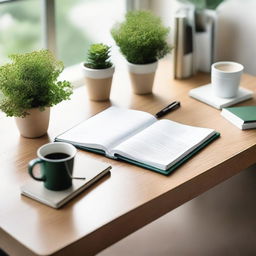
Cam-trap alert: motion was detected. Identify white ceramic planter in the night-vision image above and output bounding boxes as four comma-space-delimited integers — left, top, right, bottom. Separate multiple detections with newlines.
127, 61, 158, 95
15, 107, 50, 138
81, 63, 115, 101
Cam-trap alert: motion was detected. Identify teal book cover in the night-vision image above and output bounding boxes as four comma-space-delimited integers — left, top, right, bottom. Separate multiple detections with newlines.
224, 106, 256, 122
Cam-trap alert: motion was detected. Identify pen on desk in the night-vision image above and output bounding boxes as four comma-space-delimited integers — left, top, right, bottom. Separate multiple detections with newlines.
155, 101, 181, 118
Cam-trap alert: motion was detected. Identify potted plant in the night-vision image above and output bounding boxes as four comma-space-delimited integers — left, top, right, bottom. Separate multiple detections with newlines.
0, 49, 72, 138
111, 10, 171, 94
81, 43, 114, 101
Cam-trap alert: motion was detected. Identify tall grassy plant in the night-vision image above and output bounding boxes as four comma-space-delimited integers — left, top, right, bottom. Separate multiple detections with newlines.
0, 50, 72, 117
111, 11, 171, 64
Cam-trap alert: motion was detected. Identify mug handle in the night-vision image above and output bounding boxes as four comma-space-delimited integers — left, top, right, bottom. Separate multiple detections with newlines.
28, 158, 46, 182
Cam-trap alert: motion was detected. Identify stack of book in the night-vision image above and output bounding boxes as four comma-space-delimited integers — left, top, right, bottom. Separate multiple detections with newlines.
173, 6, 216, 79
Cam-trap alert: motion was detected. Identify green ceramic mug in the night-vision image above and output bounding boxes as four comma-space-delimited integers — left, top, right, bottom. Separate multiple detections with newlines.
28, 142, 77, 191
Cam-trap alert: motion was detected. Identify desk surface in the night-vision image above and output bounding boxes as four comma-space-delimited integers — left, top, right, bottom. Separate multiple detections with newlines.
1, 59, 256, 256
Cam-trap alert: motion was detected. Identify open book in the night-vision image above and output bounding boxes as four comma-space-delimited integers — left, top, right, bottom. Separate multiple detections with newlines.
55, 107, 220, 175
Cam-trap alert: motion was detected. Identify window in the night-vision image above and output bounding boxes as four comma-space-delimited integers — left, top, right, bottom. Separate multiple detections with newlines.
0, 0, 41, 65
55, 0, 126, 67
0, 0, 158, 90
0, 0, 129, 86
0, 0, 127, 67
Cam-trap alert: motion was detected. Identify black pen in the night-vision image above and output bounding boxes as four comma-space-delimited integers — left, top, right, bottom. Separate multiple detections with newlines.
155, 101, 181, 118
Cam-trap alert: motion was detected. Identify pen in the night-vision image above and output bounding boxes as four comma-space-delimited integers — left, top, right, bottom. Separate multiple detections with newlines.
155, 101, 181, 118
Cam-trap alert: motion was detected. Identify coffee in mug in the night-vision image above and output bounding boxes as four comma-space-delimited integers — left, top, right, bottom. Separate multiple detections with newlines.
211, 61, 244, 98
28, 142, 77, 191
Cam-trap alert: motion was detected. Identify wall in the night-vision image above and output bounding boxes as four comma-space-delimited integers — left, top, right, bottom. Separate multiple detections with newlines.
215, 0, 256, 75
149, 0, 179, 45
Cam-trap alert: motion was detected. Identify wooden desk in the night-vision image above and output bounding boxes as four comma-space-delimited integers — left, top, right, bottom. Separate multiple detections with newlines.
1, 60, 256, 256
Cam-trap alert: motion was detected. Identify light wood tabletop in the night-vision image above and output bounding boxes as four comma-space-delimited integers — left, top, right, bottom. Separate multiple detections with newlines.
1, 59, 256, 256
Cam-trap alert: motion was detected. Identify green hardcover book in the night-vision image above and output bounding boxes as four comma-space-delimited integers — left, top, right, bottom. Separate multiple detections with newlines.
221, 106, 256, 130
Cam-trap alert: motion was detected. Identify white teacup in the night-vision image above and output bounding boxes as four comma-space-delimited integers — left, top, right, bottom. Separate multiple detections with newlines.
211, 61, 244, 98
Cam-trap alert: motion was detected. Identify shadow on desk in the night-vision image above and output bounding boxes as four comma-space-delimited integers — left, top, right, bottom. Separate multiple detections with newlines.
99, 164, 256, 256
0, 248, 8, 256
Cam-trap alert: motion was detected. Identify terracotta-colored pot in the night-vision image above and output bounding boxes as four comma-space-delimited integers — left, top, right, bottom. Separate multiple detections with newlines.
127, 61, 158, 95
81, 63, 115, 101
15, 107, 50, 138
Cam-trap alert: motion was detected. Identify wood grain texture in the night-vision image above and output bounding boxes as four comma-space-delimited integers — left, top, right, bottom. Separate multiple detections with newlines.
1, 59, 256, 256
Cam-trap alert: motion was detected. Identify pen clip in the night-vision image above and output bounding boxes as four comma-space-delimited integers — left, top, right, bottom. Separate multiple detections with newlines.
162, 101, 180, 111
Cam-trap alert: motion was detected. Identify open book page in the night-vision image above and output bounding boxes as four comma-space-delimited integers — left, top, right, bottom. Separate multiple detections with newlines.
112, 120, 216, 170
56, 107, 156, 157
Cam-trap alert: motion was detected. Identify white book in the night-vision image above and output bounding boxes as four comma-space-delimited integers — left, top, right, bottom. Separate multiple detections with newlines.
55, 107, 219, 175
21, 157, 111, 208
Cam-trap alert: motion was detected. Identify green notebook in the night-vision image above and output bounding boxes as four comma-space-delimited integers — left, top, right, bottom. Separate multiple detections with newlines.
55, 107, 220, 175
221, 106, 256, 130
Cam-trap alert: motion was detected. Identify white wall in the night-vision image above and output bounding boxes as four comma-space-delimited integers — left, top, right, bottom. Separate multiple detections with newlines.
215, 0, 256, 75
149, 0, 180, 46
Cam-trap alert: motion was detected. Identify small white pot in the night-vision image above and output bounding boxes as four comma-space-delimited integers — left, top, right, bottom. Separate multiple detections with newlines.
81, 63, 115, 101
127, 61, 158, 95
15, 107, 50, 138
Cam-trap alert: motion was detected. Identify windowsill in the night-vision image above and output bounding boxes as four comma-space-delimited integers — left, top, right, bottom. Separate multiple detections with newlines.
58, 63, 84, 88
60, 54, 127, 88
59, 54, 173, 89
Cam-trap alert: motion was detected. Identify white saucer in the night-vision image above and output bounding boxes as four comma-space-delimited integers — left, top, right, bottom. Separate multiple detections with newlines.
189, 84, 253, 109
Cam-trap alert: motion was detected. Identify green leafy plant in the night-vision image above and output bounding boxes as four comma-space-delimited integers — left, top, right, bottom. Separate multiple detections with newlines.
111, 10, 171, 65
178, 0, 224, 10
84, 43, 112, 69
0, 49, 73, 117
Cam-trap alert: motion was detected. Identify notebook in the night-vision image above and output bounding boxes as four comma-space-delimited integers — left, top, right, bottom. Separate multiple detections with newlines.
21, 157, 111, 208
55, 106, 220, 175
221, 105, 256, 130
189, 84, 253, 109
